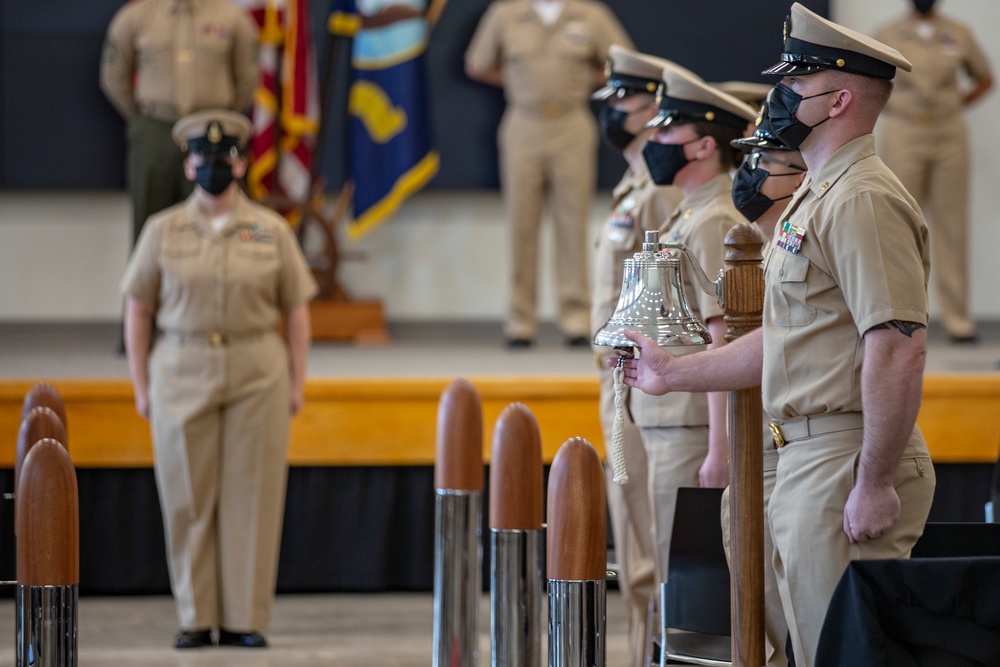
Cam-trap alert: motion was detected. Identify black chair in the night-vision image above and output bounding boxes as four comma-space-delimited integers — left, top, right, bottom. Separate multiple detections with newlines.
659, 486, 731, 666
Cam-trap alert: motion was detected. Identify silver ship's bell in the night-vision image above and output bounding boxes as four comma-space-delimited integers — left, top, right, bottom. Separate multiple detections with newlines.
593, 230, 723, 351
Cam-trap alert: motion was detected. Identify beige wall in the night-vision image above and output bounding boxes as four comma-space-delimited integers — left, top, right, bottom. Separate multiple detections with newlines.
2, 0, 998, 323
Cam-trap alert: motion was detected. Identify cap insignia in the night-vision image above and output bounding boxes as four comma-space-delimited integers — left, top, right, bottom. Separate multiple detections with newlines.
755, 103, 764, 127
604, 56, 612, 78
783, 16, 789, 43
207, 121, 223, 145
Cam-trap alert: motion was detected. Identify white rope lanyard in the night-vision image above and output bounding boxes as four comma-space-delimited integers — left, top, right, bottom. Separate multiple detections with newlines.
611, 360, 629, 485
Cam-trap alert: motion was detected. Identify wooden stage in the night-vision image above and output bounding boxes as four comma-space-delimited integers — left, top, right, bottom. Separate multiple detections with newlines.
2, 373, 1000, 468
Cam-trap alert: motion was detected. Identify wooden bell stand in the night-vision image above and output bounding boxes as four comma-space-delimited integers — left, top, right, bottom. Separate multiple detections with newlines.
723, 222, 766, 667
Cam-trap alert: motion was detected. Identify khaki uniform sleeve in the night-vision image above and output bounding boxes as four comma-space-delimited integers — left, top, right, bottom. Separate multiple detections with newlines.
685, 212, 730, 321
464, 4, 503, 73
100, 4, 139, 120
121, 216, 162, 305
231, 11, 260, 113
275, 221, 318, 310
961, 24, 992, 82
820, 192, 929, 334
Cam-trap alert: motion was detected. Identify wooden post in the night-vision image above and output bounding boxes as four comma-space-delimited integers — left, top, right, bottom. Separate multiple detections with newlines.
15, 406, 67, 515
723, 222, 766, 667
490, 402, 544, 667
547, 437, 607, 667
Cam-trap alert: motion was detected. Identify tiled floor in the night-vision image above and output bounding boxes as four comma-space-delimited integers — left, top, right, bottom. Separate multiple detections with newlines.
0, 591, 629, 666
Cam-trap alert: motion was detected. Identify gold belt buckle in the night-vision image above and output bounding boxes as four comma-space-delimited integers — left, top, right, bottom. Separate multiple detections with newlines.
768, 422, 785, 449
542, 102, 561, 119
207, 331, 227, 346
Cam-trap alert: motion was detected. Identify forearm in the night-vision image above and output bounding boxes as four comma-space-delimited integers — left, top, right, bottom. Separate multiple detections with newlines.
858, 325, 927, 486
962, 73, 993, 107
465, 64, 503, 87
125, 297, 154, 394
667, 326, 763, 393
285, 303, 311, 392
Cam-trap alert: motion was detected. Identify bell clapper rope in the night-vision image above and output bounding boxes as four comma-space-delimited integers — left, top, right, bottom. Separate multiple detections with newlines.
611, 353, 630, 486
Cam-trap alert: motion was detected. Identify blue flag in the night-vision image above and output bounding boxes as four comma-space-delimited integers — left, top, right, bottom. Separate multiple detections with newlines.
329, 0, 440, 239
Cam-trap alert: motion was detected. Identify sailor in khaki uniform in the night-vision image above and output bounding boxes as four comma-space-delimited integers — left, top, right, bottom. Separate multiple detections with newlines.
464, 0, 632, 347
121, 110, 317, 650
721, 103, 808, 667
591, 45, 680, 667
875, 0, 993, 342
636, 62, 755, 587
614, 6, 936, 666
101, 0, 259, 243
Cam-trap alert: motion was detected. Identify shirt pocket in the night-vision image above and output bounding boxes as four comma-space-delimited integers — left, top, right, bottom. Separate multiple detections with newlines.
770, 250, 816, 327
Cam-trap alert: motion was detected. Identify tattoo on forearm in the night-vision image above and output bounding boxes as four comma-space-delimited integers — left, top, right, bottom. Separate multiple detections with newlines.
867, 320, 926, 338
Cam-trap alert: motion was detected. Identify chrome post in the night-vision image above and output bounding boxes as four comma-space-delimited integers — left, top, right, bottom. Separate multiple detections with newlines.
548, 579, 606, 667
491, 528, 543, 667
433, 489, 483, 667
16, 585, 78, 667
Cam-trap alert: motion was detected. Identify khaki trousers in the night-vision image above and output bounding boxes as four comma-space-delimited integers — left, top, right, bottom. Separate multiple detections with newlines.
599, 368, 656, 667
722, 446, 788, 667
638, 425, 706, 585
767, 426, 935, 667
149, 333, 290, 631
498, 107, 595, 340
879, 114, 973, 337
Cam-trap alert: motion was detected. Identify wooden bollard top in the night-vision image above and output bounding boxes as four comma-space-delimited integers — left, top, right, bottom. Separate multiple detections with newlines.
21, 382, 67, 432
546, 437, 606, 581
490, 403, 543, 530
434, 378, 483, 491
16, 439, 80, 586
16, 406, 68, 505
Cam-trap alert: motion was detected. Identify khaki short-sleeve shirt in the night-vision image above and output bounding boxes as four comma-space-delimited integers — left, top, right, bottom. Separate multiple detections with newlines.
876, 14, 992, 119
121, 191, 318, 334
101, 0, 259, 121
464, 0, 632, 111
761, 135, 930, 420
630, 173, 737, 428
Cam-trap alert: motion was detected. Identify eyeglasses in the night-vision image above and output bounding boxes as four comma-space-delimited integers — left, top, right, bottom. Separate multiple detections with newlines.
744, 151, 806, 173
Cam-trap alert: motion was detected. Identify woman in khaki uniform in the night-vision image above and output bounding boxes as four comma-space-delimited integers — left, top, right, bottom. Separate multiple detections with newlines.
591, 45, 681, 667
122, 110, 317, 649
636, 61, 755, 588
875, 0, 993, 342
464, 0, 631, 346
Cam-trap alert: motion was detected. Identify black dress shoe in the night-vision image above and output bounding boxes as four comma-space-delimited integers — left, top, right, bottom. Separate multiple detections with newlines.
174, 628, 213, 649
949, 333, 979, 345
218, 628, 268, 648
565, 336, 591, 348
505, 337, 533, 349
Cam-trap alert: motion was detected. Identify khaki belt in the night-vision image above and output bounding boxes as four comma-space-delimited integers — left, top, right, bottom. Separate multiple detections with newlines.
161, 329, 271, 347
514, 102, 582, 119
768, 412, 864, 449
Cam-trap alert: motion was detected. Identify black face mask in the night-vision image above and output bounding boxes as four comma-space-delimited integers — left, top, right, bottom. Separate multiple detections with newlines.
731, 153, 803, 221
599, 106, 636, 153
913, 0, 936, 14
194, 159, 235, 195
642, 137, 698, 186
766, 83, 837, 149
